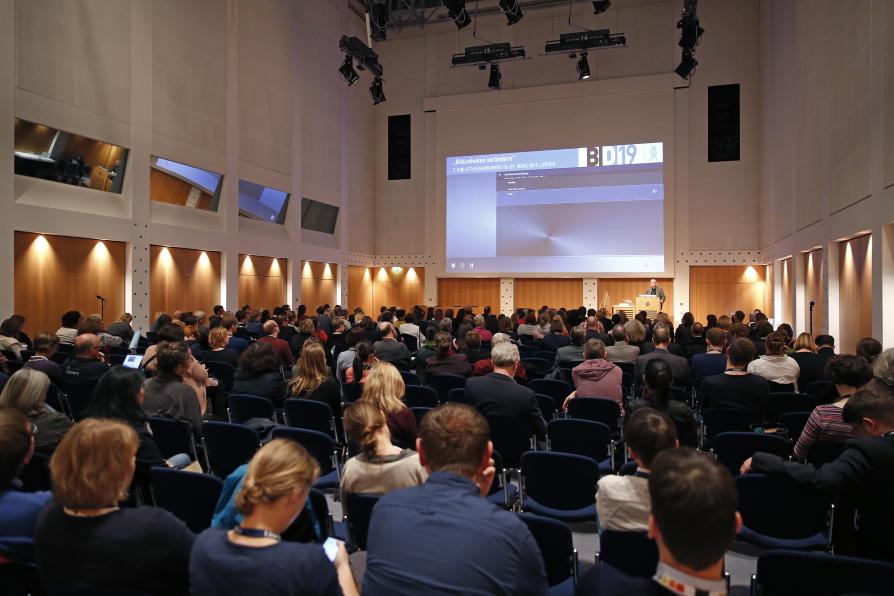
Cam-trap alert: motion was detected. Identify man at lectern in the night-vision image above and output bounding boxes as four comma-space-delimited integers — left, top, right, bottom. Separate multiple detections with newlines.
645, 279, 666, 311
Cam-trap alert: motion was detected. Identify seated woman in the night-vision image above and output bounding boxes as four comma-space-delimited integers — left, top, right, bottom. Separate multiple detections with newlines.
793, 355, 873, 459
361, 362, 418, 446
516, 312, 543, 339
23, 332, 65, 385
425, 332, 469, 378
0, 318, 25, 360
628, 359, 698, 448
289, 340, 341, 416
341, 400, 426, 502
202, 327, 240, 368
190, 439, 358, 596
789, 332, 824, 390
232, 342, 288, 407
143, 324, 211, 415
460, 331, 490, 365
344, 340, 378, 384
35, 419, 195, 594
142, 342, 204, 436
0, 368, 72, 454
747, 331, 801, 391
541, 320, 571, 352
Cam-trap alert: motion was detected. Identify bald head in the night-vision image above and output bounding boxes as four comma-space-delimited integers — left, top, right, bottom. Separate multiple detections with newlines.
74, 334, 100, 356
262, 320, 278, 336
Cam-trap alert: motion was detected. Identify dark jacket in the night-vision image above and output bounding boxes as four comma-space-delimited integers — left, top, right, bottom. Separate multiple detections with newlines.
634, 349, 691, 387
373, 338, 412, 370
232, 370, 287, 407
142, 373, 203, 436
464, 373, 546, 439
62, 357, 110, 386
426, 354, 470, 377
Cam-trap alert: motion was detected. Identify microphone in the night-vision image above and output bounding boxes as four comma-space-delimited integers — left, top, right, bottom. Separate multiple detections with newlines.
96, 295, 107, 301
809, 301, 815, 308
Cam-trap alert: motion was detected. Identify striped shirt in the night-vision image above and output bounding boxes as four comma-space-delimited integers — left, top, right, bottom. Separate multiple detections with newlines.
793, 403, 857, 459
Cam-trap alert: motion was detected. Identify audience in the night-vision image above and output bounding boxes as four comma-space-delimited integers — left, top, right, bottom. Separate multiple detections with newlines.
516, 312, 543, 339
689, 327, 727, 387
232, 342, 288, 407
605, 324, 640, 364
345, 340, 378, 384
55, 310, 83, 345
629, 359, 698, 448
107, 313, 135, 342
815, 334, 837, 371
0, 369, 71, 454
0, 318, 25, 359
0, 408, 50, 564
682, 322, 707, 358
289, 340, 341, 415
555, 324, 587, 368
360, 362, 418, 446
542, 319, 572, 351
289, 318, 317, 358
35, 419, 195, 594
373, 322, 412, 370
341, 400, 427, 502
189, 438, 358, 596
142, 342, 203, 436
746, 331, 800, 391
471, 332, 528, 382
256, 319, 294, 367
143, 324, 210, 414
634, 325, 690, 387
597, 408, 678, 532
23, 332, 64, 384
566, 339, 623, 409
79, 315, 124, 348
460, 330, 490, 364
789, 332, 824, 390
425, 331, 470, 377
62, 333, 110, 386
363, 403, 548, 594
700, 338, 770, 421
856, 337, 882, 365
202, 327, 239, 367
579, 448, 740, 595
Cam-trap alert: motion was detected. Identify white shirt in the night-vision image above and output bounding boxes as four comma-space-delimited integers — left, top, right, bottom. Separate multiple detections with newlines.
596, 473, 650, 532
747, 354, 800, 389
398, 323, 421, 343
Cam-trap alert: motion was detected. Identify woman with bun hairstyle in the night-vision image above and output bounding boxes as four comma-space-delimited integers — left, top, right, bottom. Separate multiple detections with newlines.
628, 359, 698, 448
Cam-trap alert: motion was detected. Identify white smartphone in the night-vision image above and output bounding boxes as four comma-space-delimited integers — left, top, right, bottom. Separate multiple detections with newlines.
322, 537, 339, 562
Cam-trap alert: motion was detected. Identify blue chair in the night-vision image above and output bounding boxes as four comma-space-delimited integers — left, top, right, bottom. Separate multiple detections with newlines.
487, 416, 535, 469
399, 370, 422, 386
536, 394, 557, 421
804, 380, 837, 403
283, 398, 337, 439
307, 487, 346, 541
518, 343, 539, 356
806, 440, 846, 467
518, 513, 579, 594
40, 579, 151, 596
45, 384, 70, 418
766, 392, 815, 423
150, 468, 223, 533
147, 416, 201, 465
597, 530, 659, 578
201, 421, 261, 478
410, 407, 432, 430
428, 374, 466, 403
343, 492, 380, 550
523, 359, 553, 380
618, 460, 638, 476
204, 361, 236, 391
341, 381, 363, 403
108, 354, 126, 366
700, 408, 760, 448
446, 387, 465, 404
520, 452, 599, 523
779, 411, 810, 444
403, 385, 439, 409
566, 397, 621, 433
272, 427, 340, 489
486, 449, 518, 509
530, 379, 574, 403
50, 351, 70, 365
751, 549, 894, 596
711, 432, 790, 477
736, 474, 831, 551
547, 418, 614, 475
62, 381, 98, 420
226, 393, 275, 424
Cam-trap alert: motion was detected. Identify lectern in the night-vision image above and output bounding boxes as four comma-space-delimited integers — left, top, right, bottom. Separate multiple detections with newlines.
635, 295, 661, 319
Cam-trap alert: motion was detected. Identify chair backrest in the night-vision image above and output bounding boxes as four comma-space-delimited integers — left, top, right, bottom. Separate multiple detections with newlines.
766, 392, 815, 423
779, 411, 811, 444
306, 487, 335, 539
201, 421, 260, 478
147, 416, 197, 460
282, 398, 335, 437
615, 361, 635, 375
529, 378, 574, 402
547, 418, 611, 463
446, 387, 465, 404
149, 468, 223, 533
341, 381, 363, 403
487, 416, 534, 468
736, 474, 828, 540
599, 530, 659, 578
712, 432, 790, 477
521, 451, 599, 511
400, 335, 418, 354
19, 451, 51, 492
767, 381, 795, 394
804, 380, 837, 403
344, 492, 380, 550
45, 384, 69, 417
523, 358, 552, 380
536, 394, 557, 421
62, 381, 98, 420
566, 397, 621, 430
410, 407, 432, 429
107, 354, 126, 366
271, 427, 336, 474
226, 393, 275, 424
50, 352, 70, 365
806, 440, 846, 467
557, 366, 576, 384
399, 370, 422, 386
701, 408, 760, 443
618, 460, 638, 476
204, 361, 236, 391
402, 384, 439, 409
535, 350, 557, 360
754, 549, 894, 596
428, 374, 466, 403
518, 513, 577, 587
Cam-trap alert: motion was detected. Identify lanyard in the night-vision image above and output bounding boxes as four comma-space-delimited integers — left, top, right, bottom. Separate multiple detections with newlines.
234, 526, 281, 542
654, 573, 726, 596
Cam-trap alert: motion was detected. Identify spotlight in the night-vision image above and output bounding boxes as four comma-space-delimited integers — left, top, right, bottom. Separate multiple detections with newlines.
444, 0, 472, 30
369, 77, 386, 104
487, 63, 502, 90
592, 0, 611, 14
675, 51, 697, 80
577, 52, 591, 80
499, 0, 524, 25
339, 54, 359, 86
369, 1, 388, 42
677, 15, 704, 51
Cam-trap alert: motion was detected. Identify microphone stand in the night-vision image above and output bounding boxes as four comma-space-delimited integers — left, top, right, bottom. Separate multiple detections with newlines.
97, 296, 107, 320
809, 300, 815, 336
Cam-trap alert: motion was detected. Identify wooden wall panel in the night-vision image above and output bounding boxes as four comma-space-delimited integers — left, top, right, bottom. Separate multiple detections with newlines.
764, 261, 774, 319
839, 234, 873, 353
781, 258, 794, 327
14, 119, 56, 154
14, 232, 126, 336
300, 261, 337, 312
805, 249, 826, 335
150, 245, 221, 316
238, 255, 286, 311
689, 266, 767, 324
346, 266, 426, 315
437, 278, 501, 311
597, 278, 674, 315
347, 266, 374, 315
514, 279, 583, 311
149, 168, 212, 209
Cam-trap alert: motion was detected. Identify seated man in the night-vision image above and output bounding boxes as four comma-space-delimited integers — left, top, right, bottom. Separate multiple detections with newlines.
255, 320, 293, 368
142, 342, 203, 436
596, 408, 678, 532
689, 327, 728, 387
373, 322, 412, 371
634, 325, 691, 388
605, 325, 640, 364
699, 338, 769, 422
471, 333, 527, 382
464, 341, 546, 441
363, 403, 548, 595
578, 448, 741, 595
682, 322, 707, 359
56, 310, 83, 346
554, 325, 587, 369
567, 339, 623, 408
62, 334, 110, 386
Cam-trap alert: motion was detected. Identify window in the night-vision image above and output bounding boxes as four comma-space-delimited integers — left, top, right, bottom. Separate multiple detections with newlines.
301, 197, 339, 234
14, 118, 129, 193
238, 180, 289, 224
150, 156, 223, 211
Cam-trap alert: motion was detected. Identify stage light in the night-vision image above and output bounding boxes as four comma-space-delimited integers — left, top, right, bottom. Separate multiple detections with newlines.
677, 15, 704, 51
369, 0, 388, 42
369, 77, 386, 105
499, 0, 523, 25
338, 54, 359, 86
592, 0, 611, 14
488, 63, 502, 90
675, 51, 697, 80
444, 0, 472, 30
391, 266, 403, 273
577, 52, 591, 80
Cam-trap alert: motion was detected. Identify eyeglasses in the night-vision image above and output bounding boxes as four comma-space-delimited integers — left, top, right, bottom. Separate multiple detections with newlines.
30, 423, 38, 437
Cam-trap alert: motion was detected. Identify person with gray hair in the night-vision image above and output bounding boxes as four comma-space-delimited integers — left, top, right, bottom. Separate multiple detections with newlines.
555, 324, 588, 368
605, 324, 640, 364
464, 341, 546, 440
0, 368, 72, 453
873, 348, 894, 387
374, 322, 412, 370
470, 334, 528, 382
472, 314, 492, 343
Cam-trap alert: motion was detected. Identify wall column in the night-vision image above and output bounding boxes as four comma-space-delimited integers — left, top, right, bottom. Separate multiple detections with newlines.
793, 252, 807, 334
0, 0, 14, 319
583, 279, 598, 312
874, 223, 894, 346
826, 241, 841, 345
500, 279, 514, 316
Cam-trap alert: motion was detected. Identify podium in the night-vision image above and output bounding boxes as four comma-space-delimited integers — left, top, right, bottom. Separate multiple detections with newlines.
635, 295, 661, 319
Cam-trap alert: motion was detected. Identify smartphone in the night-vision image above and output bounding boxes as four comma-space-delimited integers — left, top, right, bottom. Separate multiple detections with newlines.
322, 537, 339, 562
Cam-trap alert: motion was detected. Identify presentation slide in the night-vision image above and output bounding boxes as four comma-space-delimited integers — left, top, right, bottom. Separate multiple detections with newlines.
445, 142, 664, 273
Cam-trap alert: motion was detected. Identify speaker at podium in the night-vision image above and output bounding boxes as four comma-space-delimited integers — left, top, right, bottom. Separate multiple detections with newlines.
636, 295, 661, 319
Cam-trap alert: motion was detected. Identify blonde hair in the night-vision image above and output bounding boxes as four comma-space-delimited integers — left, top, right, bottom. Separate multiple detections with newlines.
794, 332, 816, 352
208, 327, 230, 350
288, 341, 330, 396
361, 361, 406, 416
50, 419, 138, 508
624, 319, 646, 343
343, 400, 388, 459
236, 439, 319, 516
717, 315, 732, 329
117, 313, 133, 324
0, 368, 51, 416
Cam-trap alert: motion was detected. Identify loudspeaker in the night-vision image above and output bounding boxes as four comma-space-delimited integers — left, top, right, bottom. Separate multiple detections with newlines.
708, 84, 740, 162
388, 114, 411, 180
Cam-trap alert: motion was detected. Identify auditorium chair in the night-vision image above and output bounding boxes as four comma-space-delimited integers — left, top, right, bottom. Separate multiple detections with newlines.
201, 421, 261, 478
519, 451, 598, 523
150, 468, 223, 533
204, 361, 236, 392
522, 358, 552, 380
272, 427, 341, 490
400, 334, 418, 354
226, 393, 276, 424
766, 392, 815, 424
529, 379, 574, 403
547, 418, 615, 474
804, 380, 837, 405
751, 550, 894, 596
344, 492, 380, 551
779, 411, 811, 444
487, 416, 536, 470
410, 407, 432, 430
147, 416, 203, 467
446, 387, 465, 404
535, 394, 557, 421
700, 408, 761, 449
282, 398, 338, 440
596, 530, 659, 578
565, 397, 622, 436
402, 384, 439, 409
518, 513, 579, 594
711, 432, 790, 477
427, 373, 466, 403
399, 370, 422, 386
62, 381, 98, 420
487, 449, 517, 509
806, 440, 846, 467
341, 381, 362, 403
